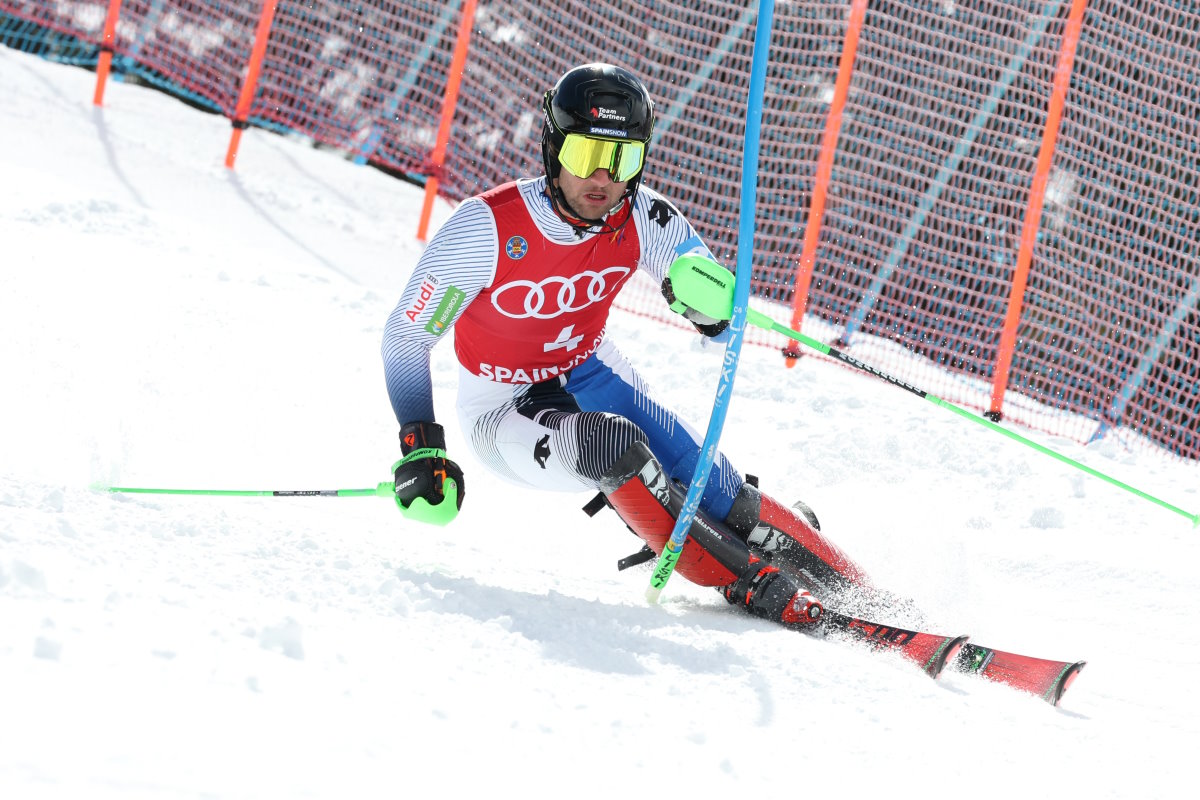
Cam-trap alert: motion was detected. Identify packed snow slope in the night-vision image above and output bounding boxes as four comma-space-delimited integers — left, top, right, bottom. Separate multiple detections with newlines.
2, 47, 1197, 799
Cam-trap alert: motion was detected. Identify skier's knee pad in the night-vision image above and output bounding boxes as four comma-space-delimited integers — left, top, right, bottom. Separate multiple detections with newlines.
723, 481, 875, 593
600, 441, 749, 588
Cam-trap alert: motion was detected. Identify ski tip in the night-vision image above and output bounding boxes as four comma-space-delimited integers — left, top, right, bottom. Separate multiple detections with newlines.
1045, 660, 1087, 706
928, 634, 970, 678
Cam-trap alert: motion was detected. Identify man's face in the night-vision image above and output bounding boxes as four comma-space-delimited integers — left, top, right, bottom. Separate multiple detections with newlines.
554, 166, 629, 220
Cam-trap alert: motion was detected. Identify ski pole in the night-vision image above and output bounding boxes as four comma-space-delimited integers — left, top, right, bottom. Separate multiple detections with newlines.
668, 256, 1199, 526
645, 0, 777, 603
96, 482, 395, 498
747, 308, 1200, 527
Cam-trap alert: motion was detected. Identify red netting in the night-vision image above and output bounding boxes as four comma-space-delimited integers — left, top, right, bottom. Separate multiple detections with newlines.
3, 0, 1198, 458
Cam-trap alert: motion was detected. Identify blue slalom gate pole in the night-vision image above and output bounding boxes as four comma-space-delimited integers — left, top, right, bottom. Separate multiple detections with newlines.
646, 0, 776, 603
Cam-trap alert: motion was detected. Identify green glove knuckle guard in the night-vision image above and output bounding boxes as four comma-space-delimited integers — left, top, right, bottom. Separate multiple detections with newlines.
393, 421, 465, 526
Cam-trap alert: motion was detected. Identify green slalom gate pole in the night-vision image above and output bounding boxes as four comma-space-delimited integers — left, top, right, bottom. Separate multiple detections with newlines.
97, 483, 395, 498
666, 254, 1200, 528
645, 0, 777, 603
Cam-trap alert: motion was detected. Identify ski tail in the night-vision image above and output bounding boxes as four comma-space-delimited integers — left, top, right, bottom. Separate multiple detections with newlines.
820, 611, 968, 679
954, 643, 1086, 705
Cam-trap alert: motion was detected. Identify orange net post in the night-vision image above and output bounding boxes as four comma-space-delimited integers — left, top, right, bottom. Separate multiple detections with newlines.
224, 1, 280, 170
784, 0, 868, 367
988, 0, 1090, 420
416, 0, 478, 243
91, 0, 124, 106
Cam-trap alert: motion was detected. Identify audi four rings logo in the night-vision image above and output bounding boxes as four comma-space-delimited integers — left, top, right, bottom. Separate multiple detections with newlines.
491, 267, 631, 319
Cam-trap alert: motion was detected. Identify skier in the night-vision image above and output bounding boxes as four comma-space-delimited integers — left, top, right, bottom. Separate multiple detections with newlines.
381, 62, 872, 629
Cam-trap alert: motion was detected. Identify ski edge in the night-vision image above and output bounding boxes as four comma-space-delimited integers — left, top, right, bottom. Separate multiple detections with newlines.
1044, 660, 1087, 706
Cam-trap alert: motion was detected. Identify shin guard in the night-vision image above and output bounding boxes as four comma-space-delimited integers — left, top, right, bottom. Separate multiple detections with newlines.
601, 442, 822, 626
725, 482, 877, 597
601, 441, 741, 587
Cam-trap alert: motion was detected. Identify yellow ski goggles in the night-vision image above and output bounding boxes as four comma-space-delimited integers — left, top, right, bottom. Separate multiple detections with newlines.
556, 133, 646, 182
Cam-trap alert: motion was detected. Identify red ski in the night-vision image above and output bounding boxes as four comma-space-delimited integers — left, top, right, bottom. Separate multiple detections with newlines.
953, 643, 1086, 706
818, 612, 1085, 705
819, 611, 968, 679
758, 500, 1087, 705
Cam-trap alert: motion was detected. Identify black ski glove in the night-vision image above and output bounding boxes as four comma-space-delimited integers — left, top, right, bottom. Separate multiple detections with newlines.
392, 421, 465, 525
661, 275, 730, 338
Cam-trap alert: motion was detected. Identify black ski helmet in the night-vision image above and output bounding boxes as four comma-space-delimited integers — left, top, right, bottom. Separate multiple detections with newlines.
540, 63, 655, 231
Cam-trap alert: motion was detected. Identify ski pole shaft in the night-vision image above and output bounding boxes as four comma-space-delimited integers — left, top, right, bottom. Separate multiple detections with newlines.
747, 309, 1200, 527
646, 0, 777, 602
98, 482, 395, 498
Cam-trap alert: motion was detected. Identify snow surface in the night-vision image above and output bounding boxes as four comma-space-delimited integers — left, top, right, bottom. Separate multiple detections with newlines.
2, 47, 1198, 799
